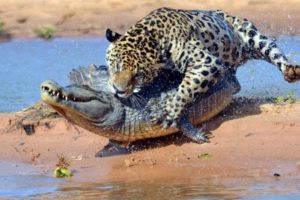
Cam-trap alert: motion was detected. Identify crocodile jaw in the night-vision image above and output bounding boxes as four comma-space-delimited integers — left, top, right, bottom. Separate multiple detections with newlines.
40, 80, 115, 125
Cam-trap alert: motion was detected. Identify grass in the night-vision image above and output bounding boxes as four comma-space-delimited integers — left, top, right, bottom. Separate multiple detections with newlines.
197, 153, 213, 160
0, 21, 4, 34
35, 26, 56, 39
274, 92, 297, 104
0, 21, 12, 41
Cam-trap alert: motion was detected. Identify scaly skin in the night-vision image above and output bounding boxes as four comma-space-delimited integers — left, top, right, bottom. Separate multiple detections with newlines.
40, 66, 240, 143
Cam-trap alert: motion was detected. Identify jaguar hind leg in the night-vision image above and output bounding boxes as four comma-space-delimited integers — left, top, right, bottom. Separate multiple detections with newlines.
216, 10, 300, 83
247, 31, 300, 83
284, 64, 300, 83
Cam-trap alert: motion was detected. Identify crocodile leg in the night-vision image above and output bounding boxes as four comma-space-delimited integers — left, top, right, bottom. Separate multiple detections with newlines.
178, 116, 211, 143
95, 140, 131, 157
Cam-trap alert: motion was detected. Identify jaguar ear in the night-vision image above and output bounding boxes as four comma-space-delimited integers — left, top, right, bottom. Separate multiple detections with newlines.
106, 28, 122, 42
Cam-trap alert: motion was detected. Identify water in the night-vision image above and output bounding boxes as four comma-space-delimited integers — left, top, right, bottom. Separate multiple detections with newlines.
0, 38, 108, 112
1, 175, 299, 199
0, 175, 61, 198
236, 36, 300, 98
0, 37, 300, 112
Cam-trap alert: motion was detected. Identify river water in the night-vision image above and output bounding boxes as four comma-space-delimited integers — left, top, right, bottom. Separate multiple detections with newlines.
0, 36, 300, 112
1, 174, 299, 199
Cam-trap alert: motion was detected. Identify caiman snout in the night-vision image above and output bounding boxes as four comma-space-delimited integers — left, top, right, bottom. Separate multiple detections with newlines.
41, 80, 70, 102
41, 80, 107, 103
40, 80, 118, 123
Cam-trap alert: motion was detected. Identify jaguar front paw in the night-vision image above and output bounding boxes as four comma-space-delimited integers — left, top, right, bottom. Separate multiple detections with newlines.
161, 117, 178, 129
148, 92, 185, 129
149, 110, 163, 124
148, 105, 180, 129
148, 107, 179, 128
159, 105, 182, 129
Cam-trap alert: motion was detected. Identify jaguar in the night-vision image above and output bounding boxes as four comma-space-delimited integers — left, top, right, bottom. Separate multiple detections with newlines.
106, 7, 300, 129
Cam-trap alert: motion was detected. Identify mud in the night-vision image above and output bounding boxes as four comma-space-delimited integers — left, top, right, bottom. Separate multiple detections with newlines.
0, 0, 300, 40
0, 100, 299, 184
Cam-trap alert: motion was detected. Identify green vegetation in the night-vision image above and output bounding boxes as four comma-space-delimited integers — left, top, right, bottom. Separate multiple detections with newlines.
0, 21, 4, 33
197, 153, 212, 160
274, 92, 297, 104
54, 154, 72, 178
35, 26, 56, 39
54, 167, 73, 178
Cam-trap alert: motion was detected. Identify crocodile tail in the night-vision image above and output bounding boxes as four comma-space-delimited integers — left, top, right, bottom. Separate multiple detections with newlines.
68, 64, 111, 92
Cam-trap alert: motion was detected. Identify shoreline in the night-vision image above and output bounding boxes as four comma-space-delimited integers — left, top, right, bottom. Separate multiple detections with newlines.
0, 100, 299, 183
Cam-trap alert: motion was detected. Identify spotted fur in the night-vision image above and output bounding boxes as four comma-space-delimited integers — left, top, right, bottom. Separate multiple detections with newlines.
106, 7, 300, 128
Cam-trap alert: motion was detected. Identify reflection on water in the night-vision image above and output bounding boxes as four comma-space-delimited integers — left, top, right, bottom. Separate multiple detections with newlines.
0, 37, 300, 112
0, 175, 61, 198
56, 181, 242, 200
1, 175, 299, 199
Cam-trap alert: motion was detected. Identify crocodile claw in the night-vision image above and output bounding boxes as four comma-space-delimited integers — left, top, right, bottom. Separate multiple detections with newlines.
95, 140, 130, 157
188, 128, 211, 143
184, 126, 211, 143
178, 117, 211, 143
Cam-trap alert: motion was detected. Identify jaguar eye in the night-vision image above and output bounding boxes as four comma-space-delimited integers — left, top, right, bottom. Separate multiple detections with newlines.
115, 63, 121, 72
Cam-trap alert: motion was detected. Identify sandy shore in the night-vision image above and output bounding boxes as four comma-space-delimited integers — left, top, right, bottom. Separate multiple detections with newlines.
0, 100, 299, 183
1, 0, 300, 40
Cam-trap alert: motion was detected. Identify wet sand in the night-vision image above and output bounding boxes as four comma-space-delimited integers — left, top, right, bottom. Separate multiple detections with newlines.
0, 100, 299, 183
1, 0, 300, 40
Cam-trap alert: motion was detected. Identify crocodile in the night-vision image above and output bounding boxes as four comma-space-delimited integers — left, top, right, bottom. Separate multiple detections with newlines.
40, 65, 240, 156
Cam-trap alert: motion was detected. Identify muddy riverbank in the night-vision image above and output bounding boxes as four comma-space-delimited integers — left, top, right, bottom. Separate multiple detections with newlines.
1, 0, 300, 40
0, 100, 299, 185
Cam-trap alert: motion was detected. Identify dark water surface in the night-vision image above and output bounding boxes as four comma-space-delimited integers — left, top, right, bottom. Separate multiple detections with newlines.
0, 37, 300, 112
